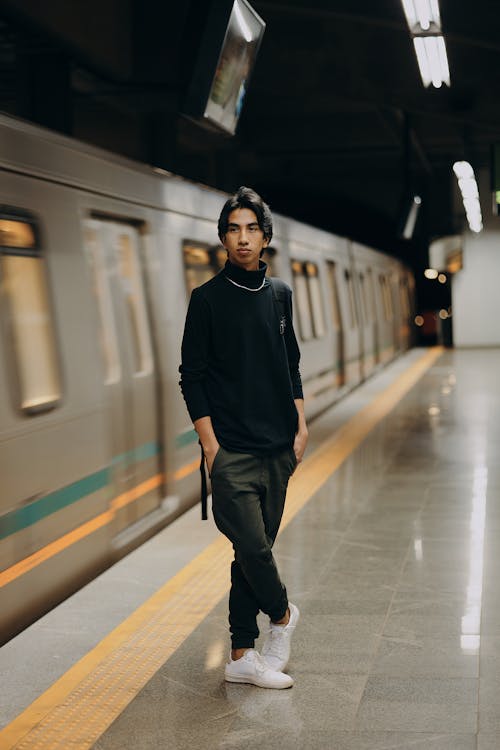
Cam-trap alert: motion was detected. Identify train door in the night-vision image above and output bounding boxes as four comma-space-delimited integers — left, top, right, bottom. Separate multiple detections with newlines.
402, 271, 415, 348
83, 219, 161, 534
366, 268, 380, 366
342, 266, 363, 386
390, 269, 403, 351
325, 260, 344, 387
357, 266, 381, 379
375, 271, 395, 364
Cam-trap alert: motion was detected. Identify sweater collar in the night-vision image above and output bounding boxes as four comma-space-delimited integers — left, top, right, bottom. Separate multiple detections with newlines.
224, 259, 267, 289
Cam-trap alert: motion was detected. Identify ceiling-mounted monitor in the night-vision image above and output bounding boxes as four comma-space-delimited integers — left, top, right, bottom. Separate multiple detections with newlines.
183, 0, 266, 135
491, 143, 500, 214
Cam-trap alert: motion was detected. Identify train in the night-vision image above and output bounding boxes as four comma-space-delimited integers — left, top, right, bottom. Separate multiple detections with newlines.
0, 112, 415, 643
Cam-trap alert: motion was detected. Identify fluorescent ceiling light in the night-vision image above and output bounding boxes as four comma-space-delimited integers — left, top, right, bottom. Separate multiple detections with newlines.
401, 195, 422, 239
413, 36, 450, 88
401, 0, 418, 27
453, 161, 483, 233
401, 0, 441, 32
402, 0, 450, 87
458, 178, 479, 200
453, 161, 474, 179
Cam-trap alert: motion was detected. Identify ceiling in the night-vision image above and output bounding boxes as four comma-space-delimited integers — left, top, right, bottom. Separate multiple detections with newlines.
0, 0, 499, 279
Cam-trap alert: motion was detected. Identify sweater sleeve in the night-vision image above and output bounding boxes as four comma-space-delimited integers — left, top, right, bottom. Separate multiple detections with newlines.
179, 288, 212, 422
284, 286, 304, 400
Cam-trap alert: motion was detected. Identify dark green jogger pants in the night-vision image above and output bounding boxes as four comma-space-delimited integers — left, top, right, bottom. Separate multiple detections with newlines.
210, 445, 297, 649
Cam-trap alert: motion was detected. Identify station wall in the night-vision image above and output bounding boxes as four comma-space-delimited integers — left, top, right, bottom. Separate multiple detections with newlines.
452, 170, 500, 347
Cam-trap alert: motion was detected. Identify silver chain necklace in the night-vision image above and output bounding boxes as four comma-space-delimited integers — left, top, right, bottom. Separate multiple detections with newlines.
225, 275, 266, 292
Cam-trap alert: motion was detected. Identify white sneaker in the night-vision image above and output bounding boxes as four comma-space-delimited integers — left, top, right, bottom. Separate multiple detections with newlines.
261, 602, 300, 672
224, 649, 293, 689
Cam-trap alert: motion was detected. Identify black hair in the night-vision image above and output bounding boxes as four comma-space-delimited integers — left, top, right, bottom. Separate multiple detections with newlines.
217, 186, 273, 244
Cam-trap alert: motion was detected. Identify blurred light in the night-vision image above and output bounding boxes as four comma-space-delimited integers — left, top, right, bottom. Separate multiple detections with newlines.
453, 161, 474, 179
459, 178, 479, 199
205, 640, 225, 670
460, 634, 480, 654
439, 308, 448, 319
402, 195, 422, 239
415, 315, 424, 326
441, 385, 451, 394
461, 464, 488, 649
438, 273, 447, 283
414, 538, 423, 561
424, 268, 439, 279
453, 162, 483, 233
428, 405, 440, 416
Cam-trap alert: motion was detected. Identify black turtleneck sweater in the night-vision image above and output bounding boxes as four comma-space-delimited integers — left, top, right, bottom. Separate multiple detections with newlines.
179, 260, 303, 454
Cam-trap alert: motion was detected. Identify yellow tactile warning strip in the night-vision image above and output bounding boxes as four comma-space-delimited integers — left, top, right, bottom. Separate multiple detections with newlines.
0, 347, 443, 750
281, 347, 443, 527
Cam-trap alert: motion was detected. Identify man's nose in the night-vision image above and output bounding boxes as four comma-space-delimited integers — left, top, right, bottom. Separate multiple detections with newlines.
239, 230, 249, 244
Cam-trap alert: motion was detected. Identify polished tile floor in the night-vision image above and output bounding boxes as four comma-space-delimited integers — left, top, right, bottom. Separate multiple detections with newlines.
0, 349, 500, 750
91, 349, 500, 749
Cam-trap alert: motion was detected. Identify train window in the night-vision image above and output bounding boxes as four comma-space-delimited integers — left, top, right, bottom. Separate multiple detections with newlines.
379, 275, 393, 320
183, 241, 223, 294
358, 273, 368, 325
261, 246, 276, 276
0, 211, 62, 414
380, 276, 390, 320
291, 261, 313, 341
213, 246, 227, 270
183, 241, 276, 294
386, 277, 394, 319
325, 261, 341, 332
83, 223, 120, 384
116, 229, 153, 375
344, 270, 358, 328
304, 262, 326, 337
366, 268, 376, 318
400, 277, 410, 318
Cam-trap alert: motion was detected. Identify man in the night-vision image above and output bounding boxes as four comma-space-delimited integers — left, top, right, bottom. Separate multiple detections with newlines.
179, 186, 308, 689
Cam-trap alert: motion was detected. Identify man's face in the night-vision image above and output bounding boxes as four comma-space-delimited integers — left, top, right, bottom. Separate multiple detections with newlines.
222, 208, 269, 271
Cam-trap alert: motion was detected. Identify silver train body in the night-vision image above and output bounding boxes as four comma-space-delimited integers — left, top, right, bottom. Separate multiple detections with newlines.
0, 114, 415, 643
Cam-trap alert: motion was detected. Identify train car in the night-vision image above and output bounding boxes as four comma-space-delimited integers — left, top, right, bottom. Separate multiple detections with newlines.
0, 113, 415, 643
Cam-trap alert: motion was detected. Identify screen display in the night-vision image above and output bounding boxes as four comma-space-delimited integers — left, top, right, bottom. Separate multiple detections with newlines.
203, 0, 265, 134
492, 143, 500, 210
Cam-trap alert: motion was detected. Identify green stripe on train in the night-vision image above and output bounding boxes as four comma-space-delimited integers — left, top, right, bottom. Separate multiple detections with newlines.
175, 429, 198, 449
0, 468, 110, 541
0, 440, 161, 542
111, 440, 160, 467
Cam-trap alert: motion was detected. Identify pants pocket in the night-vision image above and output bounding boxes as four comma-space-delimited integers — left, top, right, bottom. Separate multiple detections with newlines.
209, 446, 224, 478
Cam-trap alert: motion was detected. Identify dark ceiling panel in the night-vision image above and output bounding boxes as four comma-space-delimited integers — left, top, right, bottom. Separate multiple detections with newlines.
0, 0, 134, 78
0, 0, 499, 266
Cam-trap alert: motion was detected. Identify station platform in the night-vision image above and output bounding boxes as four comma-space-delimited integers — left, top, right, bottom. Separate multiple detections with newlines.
1, 346, 500, 750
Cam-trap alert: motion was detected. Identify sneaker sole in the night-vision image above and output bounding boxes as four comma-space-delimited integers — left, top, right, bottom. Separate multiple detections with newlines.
224, 673, 293, 689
